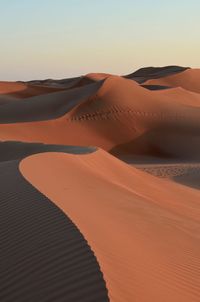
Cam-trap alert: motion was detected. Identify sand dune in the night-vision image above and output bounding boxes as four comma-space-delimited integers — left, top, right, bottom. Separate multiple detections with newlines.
25, 76, 82, 89
0, 81, 64, 98
0, 80, 103, 122
23, 73, 111, 90
20, 149, 200, 302
144, 68, 200, 93
0, 66, 200, 301
0, 75, 200, 158
125, 65, 189, 83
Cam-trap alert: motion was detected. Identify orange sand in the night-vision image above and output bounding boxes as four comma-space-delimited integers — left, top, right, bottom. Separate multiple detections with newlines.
20, 150, 200, 302
144, 69, 200, 93
0, 76, 200, 157
1, 66, 200, 301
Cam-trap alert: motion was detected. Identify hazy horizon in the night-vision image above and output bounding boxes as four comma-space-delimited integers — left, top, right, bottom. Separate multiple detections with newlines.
1, 0, 200, 81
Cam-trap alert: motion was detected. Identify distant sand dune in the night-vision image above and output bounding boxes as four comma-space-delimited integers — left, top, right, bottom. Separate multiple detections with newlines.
0, 81, 64, 98
124, 65, 189, 83
144, 68, 200, 93
0, 75, 199, 158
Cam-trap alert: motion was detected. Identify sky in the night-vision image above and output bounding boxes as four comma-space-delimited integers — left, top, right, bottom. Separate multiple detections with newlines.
0, 0, 200, 80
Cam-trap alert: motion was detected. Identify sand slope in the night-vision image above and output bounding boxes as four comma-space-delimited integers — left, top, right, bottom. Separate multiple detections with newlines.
20, 149, 200, 302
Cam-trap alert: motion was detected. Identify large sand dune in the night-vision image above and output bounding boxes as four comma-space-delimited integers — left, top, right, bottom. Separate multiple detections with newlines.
20, 149, 200, 302
0, 66, 200, 302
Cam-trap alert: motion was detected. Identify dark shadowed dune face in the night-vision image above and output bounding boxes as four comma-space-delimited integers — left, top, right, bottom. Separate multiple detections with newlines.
0, 81, 65, 98
23, 76, 82, 89
0, 160, 109, 302
0, 141, 96, 162
0, 80, 103, 123
124, 65, 189, 83
141, 84, 171, 90
1, 66, 200, 302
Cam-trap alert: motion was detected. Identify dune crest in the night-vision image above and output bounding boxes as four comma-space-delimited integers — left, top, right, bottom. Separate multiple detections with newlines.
20, 150, 200, 302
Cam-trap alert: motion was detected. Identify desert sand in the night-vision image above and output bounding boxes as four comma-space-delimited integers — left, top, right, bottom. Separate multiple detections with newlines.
143, 68, 200, 93
0, 66, 200, 301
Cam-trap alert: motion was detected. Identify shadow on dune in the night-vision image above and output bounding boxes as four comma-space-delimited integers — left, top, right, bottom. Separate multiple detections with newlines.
110, 131, 175, 159
23, 76, 81, 88
0, 80, 104, 123
0, 159, 109, 301
141, 84, 172, 90
173, 173, 200, 190
1, 84, 66, 99
0, 141, 97, 162
110, 126, 200, 190
23, 76, 96, 90
110, 127, 200, 160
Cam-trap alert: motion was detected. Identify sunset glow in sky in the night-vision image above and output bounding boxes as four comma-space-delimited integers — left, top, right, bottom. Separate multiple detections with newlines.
1, 0, 200, 80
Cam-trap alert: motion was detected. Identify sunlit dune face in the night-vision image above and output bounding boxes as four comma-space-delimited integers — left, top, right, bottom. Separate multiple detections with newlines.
20, 150, 200, 302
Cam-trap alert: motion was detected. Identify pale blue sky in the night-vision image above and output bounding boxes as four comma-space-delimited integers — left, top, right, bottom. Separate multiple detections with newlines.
1, 0, 200, 80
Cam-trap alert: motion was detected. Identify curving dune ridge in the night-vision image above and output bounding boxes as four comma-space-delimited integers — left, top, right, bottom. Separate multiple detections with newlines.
0, 66, 200, 302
